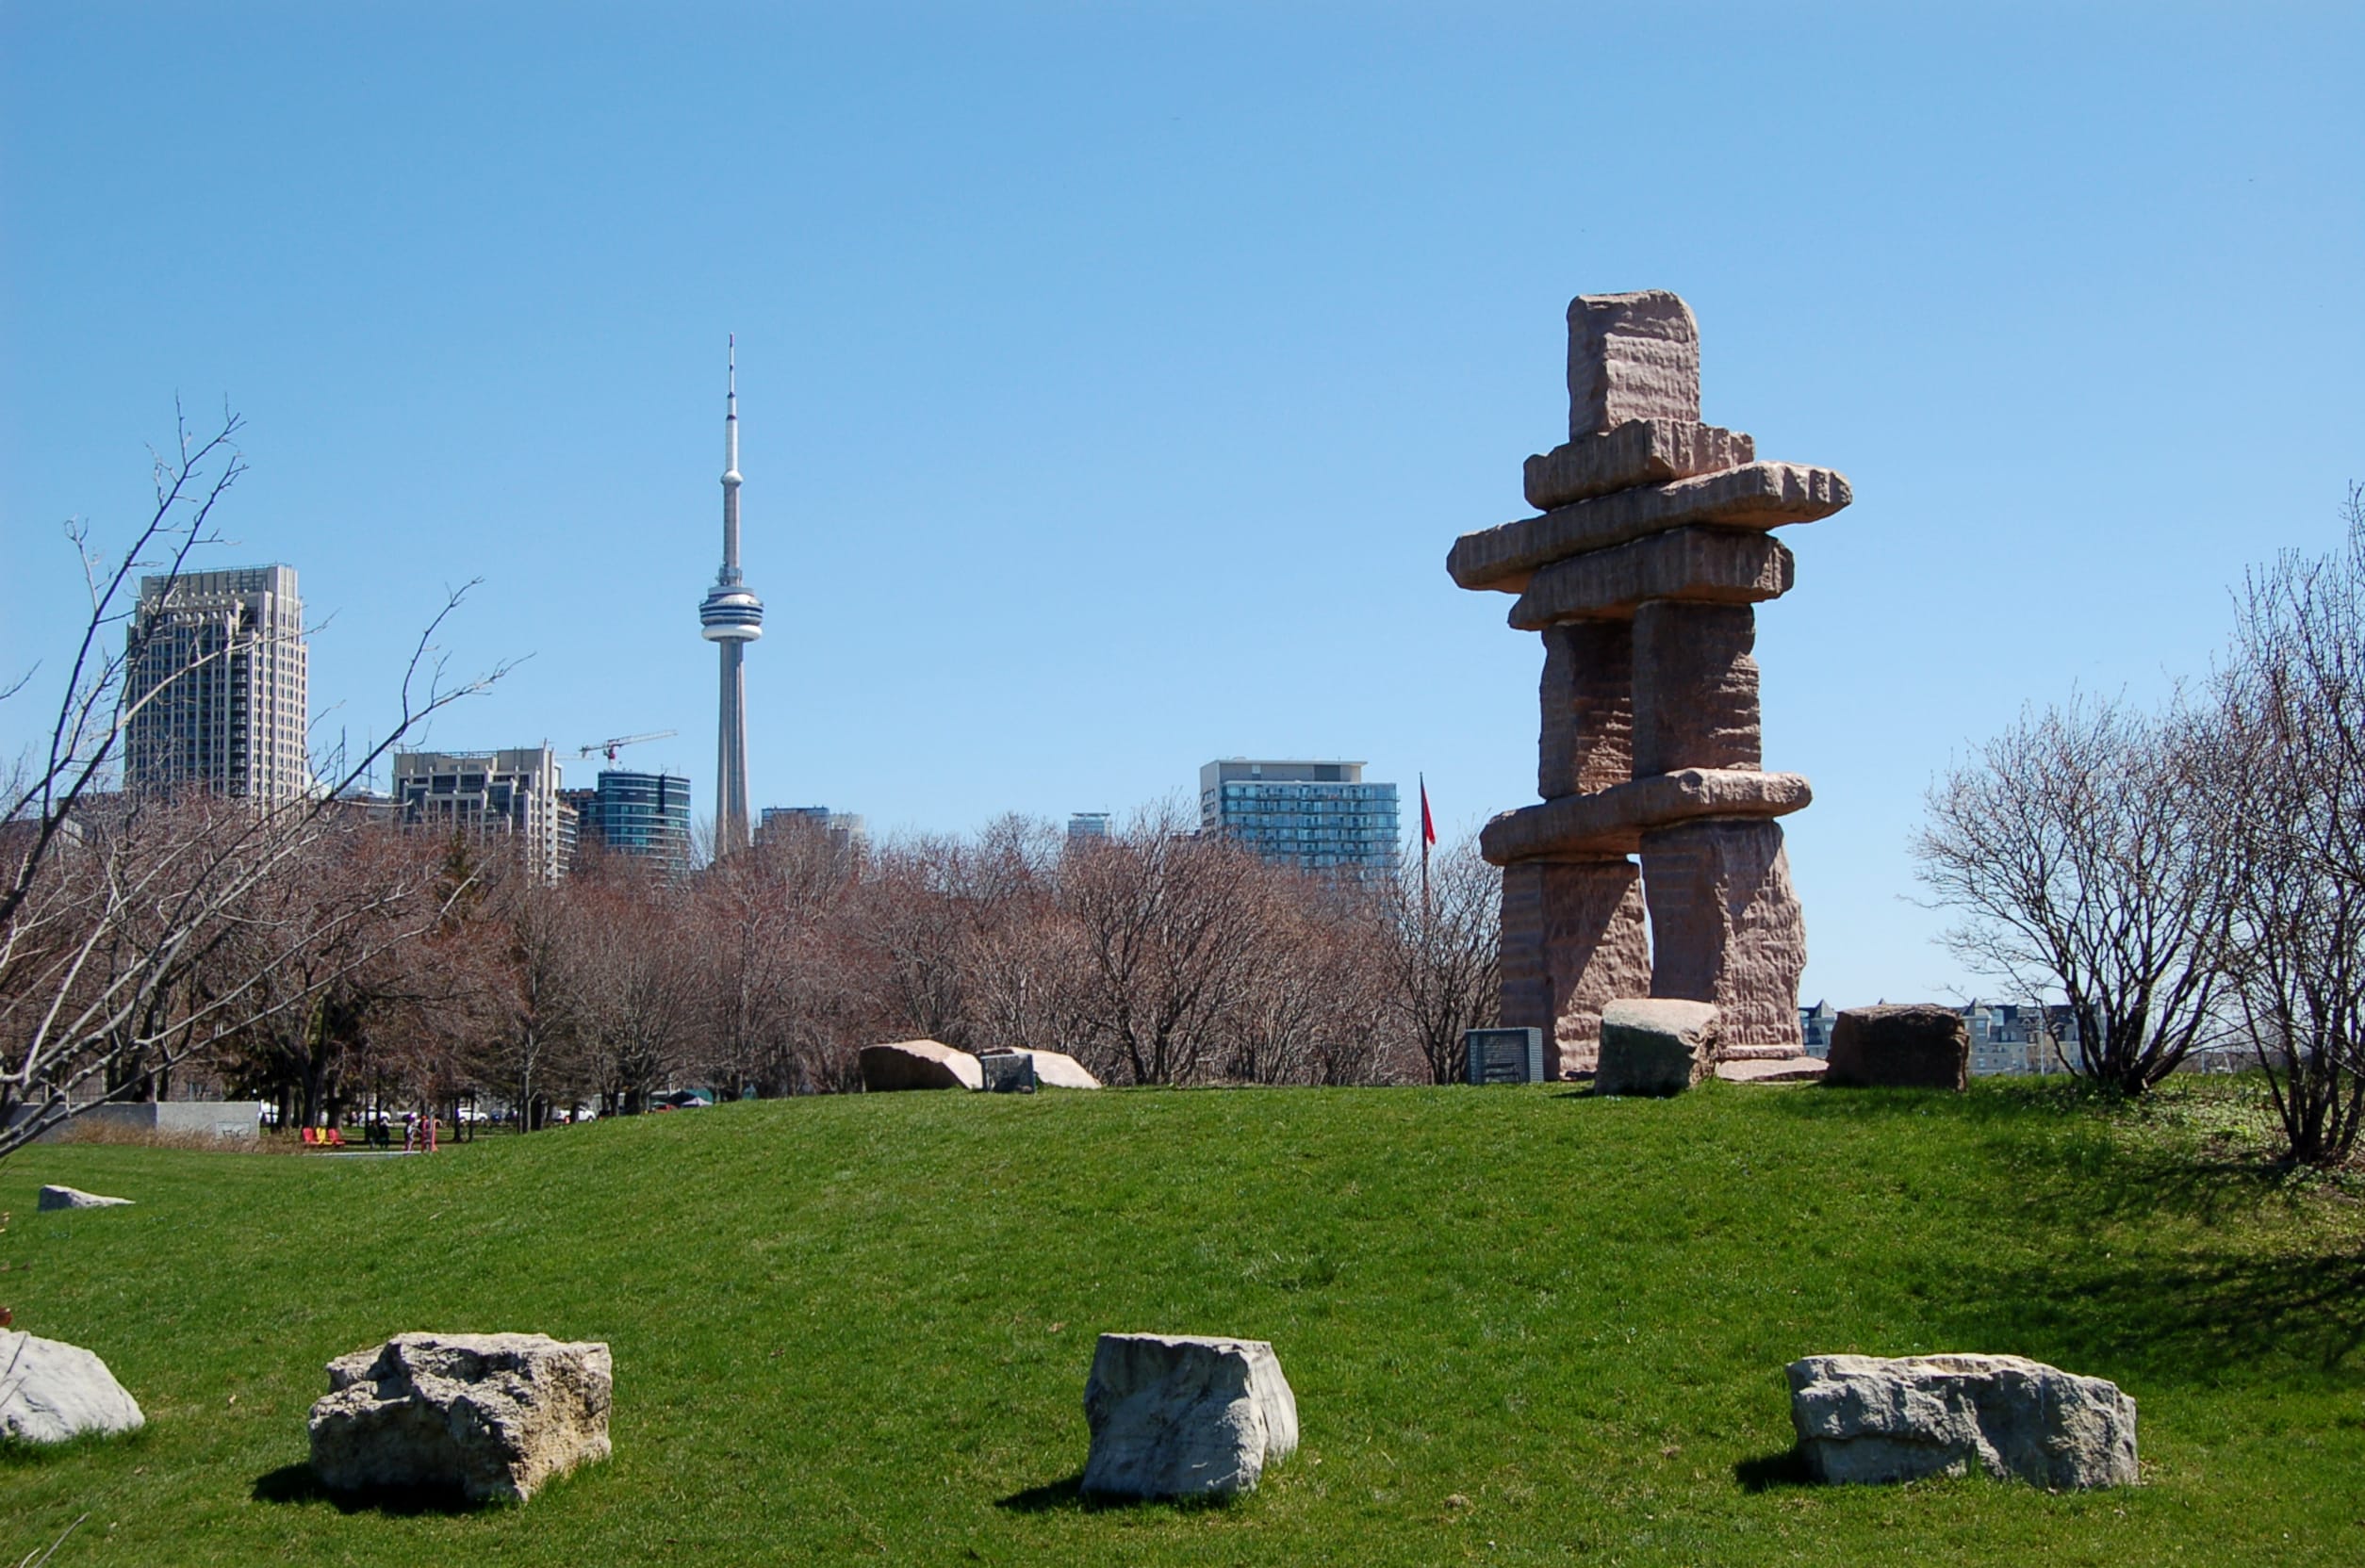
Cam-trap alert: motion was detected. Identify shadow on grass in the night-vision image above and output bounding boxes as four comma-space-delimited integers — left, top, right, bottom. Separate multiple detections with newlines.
1733, 1446, 1813, 1493
994, 1471, 1238, 1514
1946, 1246, 2365, 1385
250, 1462, 497, 1516
0, 1427, 148, 1467
995, 1473, 1087, 1512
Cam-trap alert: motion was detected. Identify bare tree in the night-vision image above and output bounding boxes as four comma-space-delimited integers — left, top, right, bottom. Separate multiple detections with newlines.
0, 407, 506, 1157
207, 817, 453, 1130
2204, 484, 2365, 1164
1383, 831, 1500, 1085
1913, 692, 2231, 1094
1059, 805, 1274, 1086
691, 820, 862, 1098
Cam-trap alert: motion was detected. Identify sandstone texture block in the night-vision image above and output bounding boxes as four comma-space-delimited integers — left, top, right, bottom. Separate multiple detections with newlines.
1498, 858, 1654, 1077
0, 1331, 145, 1443
1825, 1004, 1970, 1090
1481, 770, 1812, 865
1524, 419, 1755, 512
1081, 1333, 1299, 1499
1594, 998, 1719, 1095
38, 1184, 133, 1211
1633, 601, 1761, 775
1510, 528, 1795, 630
1568, 290, 1700, 436
1716, 1056, 1829, 1084
308, 1331, 613, 1503
1641, 819, 1807, 1054
859, 1038, 984, 1092
1787, 1353, 2138, 1489
1448, 462, 1849, 595
1538, 620, 1634, 799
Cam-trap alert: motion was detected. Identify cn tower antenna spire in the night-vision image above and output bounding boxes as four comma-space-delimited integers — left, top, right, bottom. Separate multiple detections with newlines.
698, 334, 763, 857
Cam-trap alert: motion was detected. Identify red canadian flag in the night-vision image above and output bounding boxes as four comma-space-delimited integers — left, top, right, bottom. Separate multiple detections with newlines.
1421, 776, 1437, 846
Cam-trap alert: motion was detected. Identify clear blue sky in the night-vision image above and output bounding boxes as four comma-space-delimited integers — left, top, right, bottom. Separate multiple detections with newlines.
5, 3, 2360, 1008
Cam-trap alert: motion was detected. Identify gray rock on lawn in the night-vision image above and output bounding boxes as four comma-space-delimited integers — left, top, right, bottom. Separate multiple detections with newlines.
1823, 1004, 1970, 1090
308, 1332, 613, 1502
1594, 998, 1719, 1096
859, 1037, 984, 1092
37, 1184, 133, 1211
0, 1330, 145, 1443
1081, 1332, 1299, 1499
1787, 1353, 2137, 1489
1010, 1049, 1101, 1089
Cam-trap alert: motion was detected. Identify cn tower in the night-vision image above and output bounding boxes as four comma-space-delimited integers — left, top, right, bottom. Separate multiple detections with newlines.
698, 337, 764, 855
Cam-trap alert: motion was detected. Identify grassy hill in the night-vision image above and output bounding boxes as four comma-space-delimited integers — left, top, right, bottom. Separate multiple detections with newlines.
4, 1081, 2360, 1565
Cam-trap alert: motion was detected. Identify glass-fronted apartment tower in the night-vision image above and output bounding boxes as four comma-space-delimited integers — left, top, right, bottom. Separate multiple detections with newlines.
566, 770, 693, 875
1199, 759, 1401, 878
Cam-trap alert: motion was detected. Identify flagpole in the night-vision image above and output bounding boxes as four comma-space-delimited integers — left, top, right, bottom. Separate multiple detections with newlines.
1420, 772, 1432, 929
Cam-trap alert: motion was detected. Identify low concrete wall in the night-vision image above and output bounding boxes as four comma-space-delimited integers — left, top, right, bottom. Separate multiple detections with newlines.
7, 1101, 264, 1143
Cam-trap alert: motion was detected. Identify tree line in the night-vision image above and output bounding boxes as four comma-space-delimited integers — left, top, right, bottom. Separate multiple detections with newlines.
15, 801, 1503, 1138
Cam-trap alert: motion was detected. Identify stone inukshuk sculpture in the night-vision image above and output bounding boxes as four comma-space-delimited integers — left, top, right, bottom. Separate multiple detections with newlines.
1447, 291, 1850, 1077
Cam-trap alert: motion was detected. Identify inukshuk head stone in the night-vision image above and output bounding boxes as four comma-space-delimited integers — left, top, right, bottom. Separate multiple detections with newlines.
1445, 291, 1851, 1076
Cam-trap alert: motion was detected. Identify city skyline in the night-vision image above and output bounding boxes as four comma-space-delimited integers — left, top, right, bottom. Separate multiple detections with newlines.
4, 7, 2360, 1009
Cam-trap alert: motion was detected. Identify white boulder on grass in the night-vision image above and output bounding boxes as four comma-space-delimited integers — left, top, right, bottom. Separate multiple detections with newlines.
858, 1038, 984, 1092
1081, 1332, 1298, 1499
1011, 1049, 1101, 1089
37, 1184, 133, 1211
1594, 998, 1719, 1096
1787, 1353, 2138, 1489
0, 1331, 145, 1443
307, 1332, 613, 1502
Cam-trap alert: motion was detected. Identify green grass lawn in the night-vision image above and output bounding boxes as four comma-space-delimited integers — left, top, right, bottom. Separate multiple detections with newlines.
4, 1080, 2361, 1565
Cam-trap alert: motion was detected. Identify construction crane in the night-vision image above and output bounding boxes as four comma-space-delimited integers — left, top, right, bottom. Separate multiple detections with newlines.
577, 729, 678, 764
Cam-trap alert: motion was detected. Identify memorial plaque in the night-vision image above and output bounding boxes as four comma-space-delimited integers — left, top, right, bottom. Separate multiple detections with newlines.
1464, 1027, 1546, 1086
978, 1053, 1039, 1094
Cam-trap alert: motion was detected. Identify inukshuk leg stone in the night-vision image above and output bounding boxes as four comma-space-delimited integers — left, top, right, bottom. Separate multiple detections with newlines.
1449, 289, 1851, 1079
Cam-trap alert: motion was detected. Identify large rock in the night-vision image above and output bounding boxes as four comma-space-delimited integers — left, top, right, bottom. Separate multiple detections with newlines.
1012, 1049, 1100, 1089
1825, 1004, 1971, 1090
38, 1184, 133, 1211
1483, 769, 1812, 863
1639, 817, 1808, 1054
1594, 998, 1718, 1095
1787, 1353, 2138, 1489
1538, 620, 1635, 799
1509, 526, 1795, 630
1524, 418, 1755, 511
308, 1331, 613, 1502
1448, 461, 1849, 595
1633, 601, 1761, 775
859, 1038, 983, 1092
0, 1331, 145, 1443
1567, 289, 1700, 436
1498, 858, 1653, 1078
1081, 1333, 1299, 1499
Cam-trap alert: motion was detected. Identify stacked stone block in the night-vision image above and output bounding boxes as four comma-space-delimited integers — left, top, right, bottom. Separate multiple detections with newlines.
1447, 291, 1850, 1075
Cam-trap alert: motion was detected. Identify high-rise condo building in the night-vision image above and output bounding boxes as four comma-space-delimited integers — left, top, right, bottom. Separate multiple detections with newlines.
1198, 759, 1402, 878
568, 770, 693, 875
390, 747, 567, 883
122, 565, 309, 801
756, 806, 868, 868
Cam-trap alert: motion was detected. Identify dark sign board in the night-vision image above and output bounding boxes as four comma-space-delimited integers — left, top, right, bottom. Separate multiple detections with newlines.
978, 1053, 1039, 1094
1464, 1027, 1545, 1086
